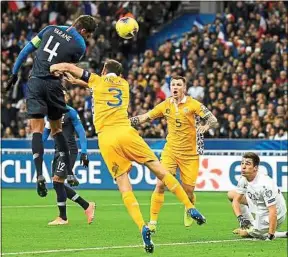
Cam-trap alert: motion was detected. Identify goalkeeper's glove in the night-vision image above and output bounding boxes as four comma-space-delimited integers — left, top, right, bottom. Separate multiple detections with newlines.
80, 153, 89, 168
237, 215, 253, 229
67, 175, 79, 187
265, 233, 275, 241
6, 74, 18, 92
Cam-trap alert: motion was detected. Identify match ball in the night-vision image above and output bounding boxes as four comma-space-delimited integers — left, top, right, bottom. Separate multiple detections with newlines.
116, 17, 139, 39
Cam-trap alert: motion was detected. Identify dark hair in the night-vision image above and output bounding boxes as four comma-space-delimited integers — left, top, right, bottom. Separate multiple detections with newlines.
73, 15, 96, 33
243, 152, 260, 166
171, 75, 186, 84
105, 59, 123, 76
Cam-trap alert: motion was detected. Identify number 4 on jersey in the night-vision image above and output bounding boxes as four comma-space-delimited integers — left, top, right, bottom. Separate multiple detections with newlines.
44, 36, 60, 62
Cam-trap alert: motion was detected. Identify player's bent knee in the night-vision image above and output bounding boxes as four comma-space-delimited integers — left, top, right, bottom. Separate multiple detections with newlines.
52, 175, 65, 183
145, 160, 166, 180
115, 172, 132, 193
155, 180, 165, 193
30, 118, 45, 133
227, 190, 235, 202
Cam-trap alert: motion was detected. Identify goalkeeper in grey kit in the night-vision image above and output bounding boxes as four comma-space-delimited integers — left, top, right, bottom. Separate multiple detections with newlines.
228, 152, 287, 240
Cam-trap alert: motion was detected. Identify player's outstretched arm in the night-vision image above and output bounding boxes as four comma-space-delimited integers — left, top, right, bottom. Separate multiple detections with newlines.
130, 113, 151, 127
50, 63, 83, 78
6, 26, 53, 92
63, 72, 88, 88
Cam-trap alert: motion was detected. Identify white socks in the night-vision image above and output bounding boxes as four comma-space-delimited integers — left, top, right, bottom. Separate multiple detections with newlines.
275, 232, 288, 238
240, 204, 254, 222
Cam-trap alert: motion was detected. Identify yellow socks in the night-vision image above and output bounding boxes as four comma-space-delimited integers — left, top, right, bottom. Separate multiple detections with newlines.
150, 192, 164, 222
162, 173, 194, 209
192, 193, 197, 205
122, 191, 145, 231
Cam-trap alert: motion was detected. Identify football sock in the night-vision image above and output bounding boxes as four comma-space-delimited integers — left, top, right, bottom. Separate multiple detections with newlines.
32, 133, 44, 178
122, 191, 145, 231
150, 192, 164, 222
53, 181, 67, 220
240, 204, 254, 222
192, 193, 197, 205
162, 173, 194, 209
54, 132, 73, 175
275, 232, 287, 238
64, 185, 89, 210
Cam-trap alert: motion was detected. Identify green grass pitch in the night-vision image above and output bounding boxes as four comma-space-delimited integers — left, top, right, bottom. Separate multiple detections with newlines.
2, 189, 287, 257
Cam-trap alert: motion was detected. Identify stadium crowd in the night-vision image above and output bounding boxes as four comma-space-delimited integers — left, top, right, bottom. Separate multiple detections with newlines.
1, 1, 287, 140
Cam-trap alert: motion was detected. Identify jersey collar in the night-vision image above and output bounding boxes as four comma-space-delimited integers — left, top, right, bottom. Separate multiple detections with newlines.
170, 95, 187, 104
106, 73, 117, 77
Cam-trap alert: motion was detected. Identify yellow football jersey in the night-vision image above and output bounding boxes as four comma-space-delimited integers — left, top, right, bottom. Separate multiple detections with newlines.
148, 96, 206, 155
88, 73, 130, 133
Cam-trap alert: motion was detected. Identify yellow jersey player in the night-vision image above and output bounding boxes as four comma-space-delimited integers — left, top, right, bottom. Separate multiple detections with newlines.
130, 76, 218, 231
50, 61, 206, 253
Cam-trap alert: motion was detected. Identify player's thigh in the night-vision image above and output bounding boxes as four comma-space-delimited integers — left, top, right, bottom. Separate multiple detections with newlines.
46, 80, 68, 120
160, 150, 177, 176
120, 127, 158, 164
177, 156, 199, 186
26, 78, 48, 118
98, 132, 132, 179
52, 151, 67, 179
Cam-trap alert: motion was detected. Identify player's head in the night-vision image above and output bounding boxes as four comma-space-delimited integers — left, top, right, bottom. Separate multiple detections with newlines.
170, 76, 187, 101
241, 152, 260, 180
101, 59, 123, 76
72, 15, 96, 40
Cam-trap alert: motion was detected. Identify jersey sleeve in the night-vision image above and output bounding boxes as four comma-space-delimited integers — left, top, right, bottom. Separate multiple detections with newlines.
42, 120, 51, 142
148, 101, 165, 120
87, 73, 101, 88
191, 99, 206, 118
31, 26, 54, 48
236, 176, 248, 195
69, 107, 87, 154
262, 179, 278, 207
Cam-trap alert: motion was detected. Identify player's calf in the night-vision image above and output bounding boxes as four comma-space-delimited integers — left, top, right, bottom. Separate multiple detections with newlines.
52, 177, 67, 221
64, 185, 95, 224
31, 131, 47, 197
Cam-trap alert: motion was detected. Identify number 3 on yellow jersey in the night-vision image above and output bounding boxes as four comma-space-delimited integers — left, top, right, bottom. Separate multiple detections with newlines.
107, 88, 122, 107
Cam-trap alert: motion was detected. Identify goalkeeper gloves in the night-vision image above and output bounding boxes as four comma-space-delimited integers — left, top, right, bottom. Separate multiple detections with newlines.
6, 74, 18, 92
80, 153, 89, 168
265, 233, 275, 241
237, 215, 252, 229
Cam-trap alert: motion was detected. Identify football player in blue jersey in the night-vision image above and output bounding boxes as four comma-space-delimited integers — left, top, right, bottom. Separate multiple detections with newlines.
6, 15, 97, 200
43, 90, 95, 225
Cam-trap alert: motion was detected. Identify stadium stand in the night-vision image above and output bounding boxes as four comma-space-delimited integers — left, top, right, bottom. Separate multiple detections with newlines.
1, 1, 287, 140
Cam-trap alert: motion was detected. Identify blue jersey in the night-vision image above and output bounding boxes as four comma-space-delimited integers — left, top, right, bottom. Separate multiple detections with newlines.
43, 105, 87, 154
12, 26, 86, 77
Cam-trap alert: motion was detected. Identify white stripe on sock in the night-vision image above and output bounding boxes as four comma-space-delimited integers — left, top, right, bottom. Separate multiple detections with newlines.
71, 194, 79, 201
57, 202, 66, 206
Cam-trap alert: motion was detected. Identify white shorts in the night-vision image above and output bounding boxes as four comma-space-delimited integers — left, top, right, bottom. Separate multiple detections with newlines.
248, 215, 286, 239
